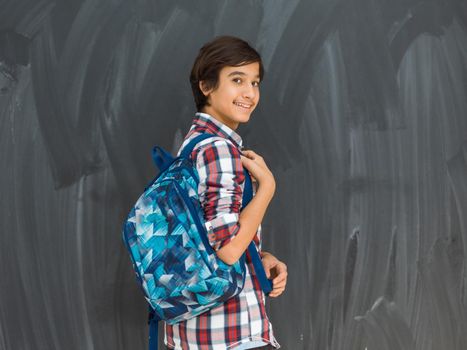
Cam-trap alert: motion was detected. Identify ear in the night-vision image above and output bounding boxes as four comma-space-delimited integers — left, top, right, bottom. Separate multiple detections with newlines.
199, 80, 211, 96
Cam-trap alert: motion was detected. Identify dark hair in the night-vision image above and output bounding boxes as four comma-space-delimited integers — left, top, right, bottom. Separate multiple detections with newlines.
189, 35, 265, 112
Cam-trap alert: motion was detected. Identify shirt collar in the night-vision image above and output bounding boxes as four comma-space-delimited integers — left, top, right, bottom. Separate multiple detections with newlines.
193, 112, 243, 149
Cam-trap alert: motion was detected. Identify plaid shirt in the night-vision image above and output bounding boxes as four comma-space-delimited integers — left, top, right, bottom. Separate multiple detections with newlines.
164, 112, 280, 350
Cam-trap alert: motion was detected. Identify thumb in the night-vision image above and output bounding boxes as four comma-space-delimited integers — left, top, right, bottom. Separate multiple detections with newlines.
262, 260, 271, 278
241, 155, 260, 169
240, 154, 252, 163
240, 155, 255, 170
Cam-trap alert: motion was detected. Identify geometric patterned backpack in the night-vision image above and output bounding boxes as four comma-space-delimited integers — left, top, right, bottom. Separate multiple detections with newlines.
121, 133, 273, 350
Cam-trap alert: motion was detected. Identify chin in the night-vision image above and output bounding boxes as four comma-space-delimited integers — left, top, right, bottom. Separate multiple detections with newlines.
238, 114, 251, 123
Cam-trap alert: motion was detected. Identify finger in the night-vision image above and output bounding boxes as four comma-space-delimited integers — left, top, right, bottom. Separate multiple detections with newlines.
272, 281, 286, 290
272, 285, 286, 293
271, 289, 284, 297
273, 264, 287, 278
272, 278, 286, 288
240, 158, 262, 173
240, 155, 256, 165
243, 149, 259, 157
272, 277, 287, 287
241, 150, 256, 159
273, 277, 287, 286
241, 154, 265, 169
271, 280, 286, 293
240, 156, 254, 166
276, 262, 287, 272
269, 289, 284, 298
272, 278, 287, 288
272, 272, 288, 284
242, 150, 263, 161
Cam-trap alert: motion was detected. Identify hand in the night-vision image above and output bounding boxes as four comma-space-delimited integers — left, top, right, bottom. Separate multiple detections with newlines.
240, 150, 275, 192
261, 251, 287, 298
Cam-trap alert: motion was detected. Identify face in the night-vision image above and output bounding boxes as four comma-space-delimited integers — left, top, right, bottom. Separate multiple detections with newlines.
199, 62, 261, 130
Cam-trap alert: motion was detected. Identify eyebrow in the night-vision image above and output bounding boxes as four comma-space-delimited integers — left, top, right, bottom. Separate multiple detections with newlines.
227, 71, 260, 79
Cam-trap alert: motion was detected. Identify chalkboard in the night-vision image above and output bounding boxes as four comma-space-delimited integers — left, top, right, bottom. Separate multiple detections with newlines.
1, 1, 467, 349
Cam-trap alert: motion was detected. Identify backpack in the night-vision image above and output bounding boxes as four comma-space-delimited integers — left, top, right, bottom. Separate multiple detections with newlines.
122, 133, 273, 350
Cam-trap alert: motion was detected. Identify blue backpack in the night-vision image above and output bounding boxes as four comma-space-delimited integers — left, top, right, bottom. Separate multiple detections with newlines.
122, 133, 273, 350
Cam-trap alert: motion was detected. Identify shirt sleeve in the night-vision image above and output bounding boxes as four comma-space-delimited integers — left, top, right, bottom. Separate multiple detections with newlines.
195, 139, 245, 251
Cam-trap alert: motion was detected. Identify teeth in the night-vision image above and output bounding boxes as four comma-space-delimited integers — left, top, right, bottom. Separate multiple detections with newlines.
234, 102, 251, 108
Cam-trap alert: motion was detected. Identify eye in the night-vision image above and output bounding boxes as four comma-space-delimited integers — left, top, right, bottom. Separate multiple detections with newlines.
232, 78, 260, 87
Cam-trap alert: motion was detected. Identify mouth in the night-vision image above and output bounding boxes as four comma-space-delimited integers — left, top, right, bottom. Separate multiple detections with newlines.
233, 101, 253, 112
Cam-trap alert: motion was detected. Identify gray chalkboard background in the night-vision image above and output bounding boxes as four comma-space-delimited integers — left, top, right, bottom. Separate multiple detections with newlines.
2, 1, 467, 349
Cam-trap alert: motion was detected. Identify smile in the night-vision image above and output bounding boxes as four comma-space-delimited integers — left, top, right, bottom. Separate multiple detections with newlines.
233, 101, 252, 110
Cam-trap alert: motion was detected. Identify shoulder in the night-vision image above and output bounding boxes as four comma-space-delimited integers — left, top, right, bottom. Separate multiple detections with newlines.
192, 136, 242, 162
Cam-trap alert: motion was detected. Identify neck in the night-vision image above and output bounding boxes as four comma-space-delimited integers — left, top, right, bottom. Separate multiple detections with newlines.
200, 108, 238, 131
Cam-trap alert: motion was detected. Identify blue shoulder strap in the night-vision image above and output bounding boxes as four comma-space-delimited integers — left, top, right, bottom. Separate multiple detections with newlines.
152, 146, 174, 172
148, 132, 273, 350
148, 307, 159, 350
179, 133, 216, 159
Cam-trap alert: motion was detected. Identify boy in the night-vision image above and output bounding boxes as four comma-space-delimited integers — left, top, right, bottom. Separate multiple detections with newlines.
165, 35, 287, 350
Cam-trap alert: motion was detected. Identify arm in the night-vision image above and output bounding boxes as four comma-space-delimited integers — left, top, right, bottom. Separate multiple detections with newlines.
196, 139, 274, 265
217, 186, 274, 264
219, 149, 276, 264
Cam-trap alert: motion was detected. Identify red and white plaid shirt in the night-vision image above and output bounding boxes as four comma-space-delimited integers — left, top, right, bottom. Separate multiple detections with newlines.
164, 112, 280, 350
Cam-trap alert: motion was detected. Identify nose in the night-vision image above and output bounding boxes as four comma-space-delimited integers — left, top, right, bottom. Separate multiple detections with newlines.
242, 83, 257, 100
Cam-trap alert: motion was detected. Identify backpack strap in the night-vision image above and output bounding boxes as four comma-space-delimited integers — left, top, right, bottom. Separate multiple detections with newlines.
148, 306, 159, 350
150, 134, 215, 180
242, 167, 273, 295
179, 133, 218, 159
152, 146, 174, 173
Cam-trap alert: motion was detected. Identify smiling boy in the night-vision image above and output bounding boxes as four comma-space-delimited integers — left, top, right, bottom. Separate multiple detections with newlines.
165, 35, 287, 350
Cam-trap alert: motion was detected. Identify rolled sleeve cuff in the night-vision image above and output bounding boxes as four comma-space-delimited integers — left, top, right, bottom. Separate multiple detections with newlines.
204, 213, 240, 251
